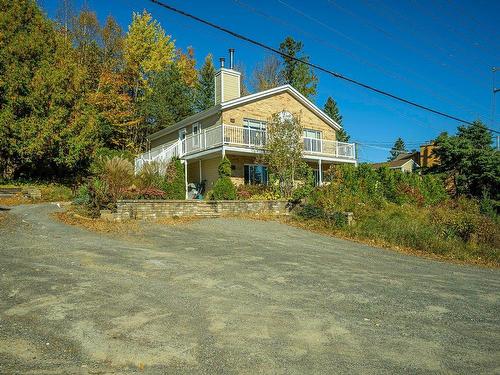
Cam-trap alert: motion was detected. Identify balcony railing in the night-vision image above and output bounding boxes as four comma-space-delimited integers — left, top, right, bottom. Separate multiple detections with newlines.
136, 123, 356, 171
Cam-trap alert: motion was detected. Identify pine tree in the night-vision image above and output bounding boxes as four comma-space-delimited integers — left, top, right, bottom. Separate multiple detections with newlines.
196, 54, 216, 111
141, 63, 194, 135
388, 137, 407, 161
278, 36, 317, 99
323, 97, 349, 142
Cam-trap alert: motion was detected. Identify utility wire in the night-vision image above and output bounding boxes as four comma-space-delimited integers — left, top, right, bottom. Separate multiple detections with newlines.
147, 0, 499, 134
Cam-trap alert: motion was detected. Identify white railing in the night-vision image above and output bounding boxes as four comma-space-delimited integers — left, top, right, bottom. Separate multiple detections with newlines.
135, 124, 356, 169
134, 140, 181, 173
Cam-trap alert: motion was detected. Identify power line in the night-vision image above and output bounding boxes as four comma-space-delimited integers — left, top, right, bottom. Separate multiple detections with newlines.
147, 0, 499, 134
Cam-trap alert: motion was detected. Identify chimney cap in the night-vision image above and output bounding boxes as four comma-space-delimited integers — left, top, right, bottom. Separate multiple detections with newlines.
228, 48, 235, 69
219, 57, 225, 68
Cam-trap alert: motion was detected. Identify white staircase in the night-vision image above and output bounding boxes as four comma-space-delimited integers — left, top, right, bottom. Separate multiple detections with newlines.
134, 140, 182, 174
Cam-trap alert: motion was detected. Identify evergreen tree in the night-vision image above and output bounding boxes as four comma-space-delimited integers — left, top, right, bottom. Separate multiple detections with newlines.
323, 97, 349, 142
196, 54, 216, 111
141, 63, 194, 135
278, 36, 317, 99
434, 121, 500, 199
388, 137, 407, 161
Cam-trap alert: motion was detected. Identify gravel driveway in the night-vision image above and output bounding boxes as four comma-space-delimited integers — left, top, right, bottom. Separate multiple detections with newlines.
0, 204, 499, 374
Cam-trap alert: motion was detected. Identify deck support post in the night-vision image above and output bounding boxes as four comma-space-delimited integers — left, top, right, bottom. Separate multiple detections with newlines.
318, 159, 323, 186
184, 160, 188, 200
199, 159, 202, 182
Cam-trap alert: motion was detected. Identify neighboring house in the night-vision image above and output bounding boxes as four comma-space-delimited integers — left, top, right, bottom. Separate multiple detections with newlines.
420, 142, 440, 168
135, 50, 357, 196
370, 152, 420, 172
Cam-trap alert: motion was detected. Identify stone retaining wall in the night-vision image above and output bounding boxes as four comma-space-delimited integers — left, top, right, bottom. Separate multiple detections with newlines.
110, 199, 289, 221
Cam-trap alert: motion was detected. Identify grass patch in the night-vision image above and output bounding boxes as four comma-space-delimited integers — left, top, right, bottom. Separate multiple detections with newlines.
0, 181, 73, 205
286, 203, 500, 268
53, 210, 142, 235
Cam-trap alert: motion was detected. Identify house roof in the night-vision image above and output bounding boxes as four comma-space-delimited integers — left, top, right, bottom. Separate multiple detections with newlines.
147, 84, 342, 141
370, 152, 420, 169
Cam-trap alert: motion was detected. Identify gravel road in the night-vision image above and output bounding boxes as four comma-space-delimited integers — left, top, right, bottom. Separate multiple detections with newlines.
0, 204, 499, 374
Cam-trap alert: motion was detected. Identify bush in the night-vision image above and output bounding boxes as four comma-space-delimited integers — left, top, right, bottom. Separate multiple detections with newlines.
218, 156, 232, 177
211, 176, 237, 200
135, 161, 165, 189
99, 156, 134, 202
161, 157, 185, 199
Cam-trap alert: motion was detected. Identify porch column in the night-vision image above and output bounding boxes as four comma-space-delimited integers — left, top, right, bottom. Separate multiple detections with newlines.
184, 160, 188, 199
318, 159, 323, 186
199, 159, 202, 182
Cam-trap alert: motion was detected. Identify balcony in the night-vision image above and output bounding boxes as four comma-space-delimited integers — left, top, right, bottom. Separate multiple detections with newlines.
136, 124, 356, 170
183, 124, 355, 158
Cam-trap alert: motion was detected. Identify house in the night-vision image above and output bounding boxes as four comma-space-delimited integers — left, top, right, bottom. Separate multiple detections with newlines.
370, 152, 420, 172
419, 142, 440, 168
135, 49, 357, 197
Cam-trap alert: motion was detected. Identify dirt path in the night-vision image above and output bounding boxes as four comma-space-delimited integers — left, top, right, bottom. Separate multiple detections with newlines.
1, 204, 499, 374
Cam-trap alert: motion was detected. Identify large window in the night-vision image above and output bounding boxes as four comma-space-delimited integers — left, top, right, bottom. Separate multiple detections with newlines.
243, 118, 266, 146
244, 164, 268, 185
303, 129, 322, 152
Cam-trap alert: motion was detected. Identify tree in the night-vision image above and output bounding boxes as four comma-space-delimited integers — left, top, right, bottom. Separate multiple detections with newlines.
123, 10, 175, 101
278, 36, 317, 99
388, 137, 407, 161
323, 97, 349, 142
252, 55, 283, 92
101, 15, 124, 72
176, 46, 197, 88
259, 112, 304, 197
0, 0, 58, 178
433, 121, 500, 199
72, 9, 102, 88
141, 63, 194, 135
196, 54, 216, 111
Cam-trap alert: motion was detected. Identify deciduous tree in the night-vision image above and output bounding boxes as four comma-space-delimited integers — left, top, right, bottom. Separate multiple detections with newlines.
124, 10, 175, 101
260, 112, 304, 197
252, 55, 283, 92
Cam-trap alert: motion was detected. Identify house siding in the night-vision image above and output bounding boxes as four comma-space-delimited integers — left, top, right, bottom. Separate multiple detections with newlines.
221, 91, 337, 141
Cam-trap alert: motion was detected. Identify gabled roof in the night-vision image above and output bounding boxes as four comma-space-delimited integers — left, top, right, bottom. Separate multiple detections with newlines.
148, 84, 342, 141
371, 152, 420, 169
220, 84, 342, 131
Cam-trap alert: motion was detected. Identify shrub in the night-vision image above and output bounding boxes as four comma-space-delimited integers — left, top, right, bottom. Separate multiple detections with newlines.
218, 156, 232, 177
211, 177, 237, 200
161, 157, 185, 199
135, 161, 165, 189
99, 157, 134, 202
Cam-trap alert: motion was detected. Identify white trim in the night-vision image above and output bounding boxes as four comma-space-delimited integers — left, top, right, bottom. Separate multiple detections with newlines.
148, 84, 342, 141
221, 85, 342, 131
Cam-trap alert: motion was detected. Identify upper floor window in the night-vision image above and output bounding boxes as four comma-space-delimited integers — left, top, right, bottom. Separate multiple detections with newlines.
278, 111, 293, 122
243, 118, 266, 130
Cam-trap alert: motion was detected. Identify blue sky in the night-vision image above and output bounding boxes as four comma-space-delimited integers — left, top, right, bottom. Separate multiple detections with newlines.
39, 0, 499, 162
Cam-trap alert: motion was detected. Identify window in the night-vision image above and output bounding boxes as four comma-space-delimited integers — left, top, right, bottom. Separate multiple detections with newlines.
243, 118, 266, 146
244, 164, 268, 185
192, 123, 200, 148
303, 129, 322, 152
278, 111, 293, 122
